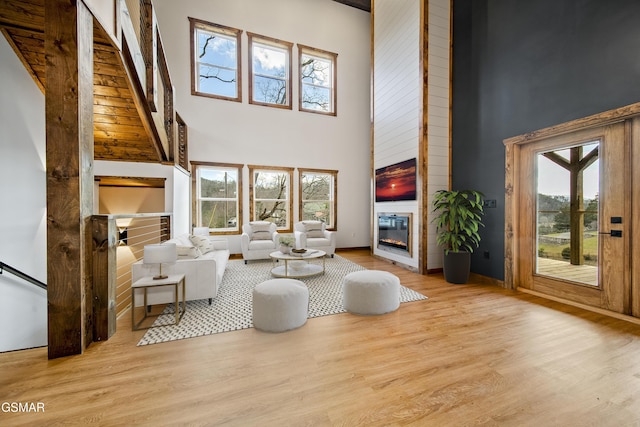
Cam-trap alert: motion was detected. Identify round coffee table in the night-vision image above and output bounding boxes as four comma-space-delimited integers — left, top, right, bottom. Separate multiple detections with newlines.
269, 249, 327, 278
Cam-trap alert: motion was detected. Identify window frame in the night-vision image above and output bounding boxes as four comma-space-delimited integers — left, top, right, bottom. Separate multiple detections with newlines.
191, 161, 243, 235
248, 165, 294, 231
247, 32, 293, 110
298, 168, 338, 230
298, 44, 337, 116
189, 17, 242, 102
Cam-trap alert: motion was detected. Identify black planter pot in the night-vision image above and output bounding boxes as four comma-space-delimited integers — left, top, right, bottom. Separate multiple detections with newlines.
443, 250, 471, 284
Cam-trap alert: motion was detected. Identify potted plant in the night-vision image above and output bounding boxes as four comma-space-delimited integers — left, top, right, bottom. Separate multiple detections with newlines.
278, 233, 295, 254
432, 189, 485, 284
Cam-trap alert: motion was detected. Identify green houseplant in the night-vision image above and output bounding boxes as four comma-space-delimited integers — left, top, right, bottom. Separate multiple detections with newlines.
432, 189, 485, 284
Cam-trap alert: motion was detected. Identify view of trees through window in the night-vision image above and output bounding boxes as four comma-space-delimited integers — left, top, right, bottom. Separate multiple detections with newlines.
197, 167, 239, 231
190, 19, 337, 114
190, 18, 241, 101
253, 170, 291, 228
301, 171, 335, 227
300, 47, 335, 114
251, 41, 289, 105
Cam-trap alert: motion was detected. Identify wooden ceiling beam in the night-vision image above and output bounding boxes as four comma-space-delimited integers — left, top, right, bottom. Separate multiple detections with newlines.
96, 176, 166, 188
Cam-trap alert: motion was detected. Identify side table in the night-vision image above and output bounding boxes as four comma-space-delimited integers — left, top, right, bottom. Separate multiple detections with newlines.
132, 273, 186, 331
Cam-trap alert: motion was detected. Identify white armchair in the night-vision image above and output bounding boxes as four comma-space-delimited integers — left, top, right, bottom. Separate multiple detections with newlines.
241, 221, 280, 263
294, 221, 336, 257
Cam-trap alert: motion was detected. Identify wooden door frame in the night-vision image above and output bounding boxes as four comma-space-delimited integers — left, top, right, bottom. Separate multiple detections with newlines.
504, 102, 640, 320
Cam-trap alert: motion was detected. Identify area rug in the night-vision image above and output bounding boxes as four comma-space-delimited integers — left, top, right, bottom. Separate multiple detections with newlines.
137, 255, 428, 346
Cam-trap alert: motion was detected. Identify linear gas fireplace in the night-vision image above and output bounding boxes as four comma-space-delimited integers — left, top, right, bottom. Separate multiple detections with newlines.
377, 213, 412, 257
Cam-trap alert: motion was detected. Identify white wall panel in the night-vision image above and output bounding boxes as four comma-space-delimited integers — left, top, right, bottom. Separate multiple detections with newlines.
426, 0, 451, 270
0, 36, 47, 352
373, 0, 421, 269
373, 0, 450, 271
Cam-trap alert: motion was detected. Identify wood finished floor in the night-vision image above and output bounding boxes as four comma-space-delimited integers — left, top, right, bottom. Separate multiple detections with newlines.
2, 249, 640, 426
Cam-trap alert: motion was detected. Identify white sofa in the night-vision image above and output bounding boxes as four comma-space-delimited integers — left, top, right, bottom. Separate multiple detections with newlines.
241, 221, 280, 263
131, 234, 229, 306
294, 221, 336, 257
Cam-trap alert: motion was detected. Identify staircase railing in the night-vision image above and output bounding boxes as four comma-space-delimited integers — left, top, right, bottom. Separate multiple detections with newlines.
0, 262, 47, 290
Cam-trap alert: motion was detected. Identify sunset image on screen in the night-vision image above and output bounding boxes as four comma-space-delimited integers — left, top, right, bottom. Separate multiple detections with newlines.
375, 158, 417, 202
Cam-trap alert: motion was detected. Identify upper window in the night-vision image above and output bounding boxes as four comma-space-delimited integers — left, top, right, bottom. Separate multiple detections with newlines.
248, 33, 292, 109
299, 169, 338, 230
249, 166, 294, 230
189, 18, 242, 102
298, 45, 337, 116
192, 162, 243, 234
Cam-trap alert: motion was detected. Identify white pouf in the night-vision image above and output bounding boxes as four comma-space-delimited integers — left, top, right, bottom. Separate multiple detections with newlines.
252, 279, 309, 332
342, 270, 400, 315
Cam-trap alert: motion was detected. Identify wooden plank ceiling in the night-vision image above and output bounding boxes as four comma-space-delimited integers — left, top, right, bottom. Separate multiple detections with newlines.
0, 0, 163, 163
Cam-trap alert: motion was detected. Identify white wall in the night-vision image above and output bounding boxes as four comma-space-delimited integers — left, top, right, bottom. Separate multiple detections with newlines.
173, 167, 191, 237
0, 36, 47, 352
94, 160, 190, 236
153, 0, 372, 250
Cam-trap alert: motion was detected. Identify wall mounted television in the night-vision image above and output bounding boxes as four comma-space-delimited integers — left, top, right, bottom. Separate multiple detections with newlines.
375, 158, 417, 202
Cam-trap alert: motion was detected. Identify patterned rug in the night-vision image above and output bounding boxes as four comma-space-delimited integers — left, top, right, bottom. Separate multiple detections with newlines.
137, 255, 428, 346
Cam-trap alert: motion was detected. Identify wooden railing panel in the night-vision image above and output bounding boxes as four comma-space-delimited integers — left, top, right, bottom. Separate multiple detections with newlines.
92, 213, 171, 339
91, 216, 116, 341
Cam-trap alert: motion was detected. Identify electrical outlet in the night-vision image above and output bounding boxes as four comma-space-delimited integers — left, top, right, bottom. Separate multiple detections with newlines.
483, 199, 497, 208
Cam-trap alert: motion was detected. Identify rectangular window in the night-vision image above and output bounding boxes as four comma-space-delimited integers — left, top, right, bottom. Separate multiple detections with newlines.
192, 162, 243, 234
189, 18, 242, 102
249, 166, 294, 230
298, 45, 337, 116
248, 33, 292, 109
299, 169, 338, 230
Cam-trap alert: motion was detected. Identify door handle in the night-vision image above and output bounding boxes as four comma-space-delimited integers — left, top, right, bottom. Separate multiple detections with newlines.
599, 230, 622, 237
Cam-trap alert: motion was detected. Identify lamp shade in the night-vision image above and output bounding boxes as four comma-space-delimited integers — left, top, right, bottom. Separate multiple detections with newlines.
193, 227, 210, 236
143, 243, 177, 265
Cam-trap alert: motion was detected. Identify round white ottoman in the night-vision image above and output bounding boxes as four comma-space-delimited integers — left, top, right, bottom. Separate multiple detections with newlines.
342, 270, 400, 315
252, 279, 309, 332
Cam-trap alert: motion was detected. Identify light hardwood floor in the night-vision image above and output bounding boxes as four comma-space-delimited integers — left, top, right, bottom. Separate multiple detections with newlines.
2, 249, 640, 426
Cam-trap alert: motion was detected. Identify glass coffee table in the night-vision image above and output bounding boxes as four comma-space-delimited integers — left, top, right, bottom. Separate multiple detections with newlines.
269, 249, 326, 278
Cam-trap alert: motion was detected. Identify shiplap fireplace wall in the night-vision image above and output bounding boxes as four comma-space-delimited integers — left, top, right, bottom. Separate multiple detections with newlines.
372, 0, 451, 273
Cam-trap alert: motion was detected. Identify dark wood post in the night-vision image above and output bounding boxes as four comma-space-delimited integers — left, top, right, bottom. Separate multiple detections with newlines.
569, 147, 584, 265
91, 216, 117, 341
45, 0, 95, 359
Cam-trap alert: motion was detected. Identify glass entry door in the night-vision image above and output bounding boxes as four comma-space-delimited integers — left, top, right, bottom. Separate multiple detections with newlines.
518, 123, 629, 314
536, 142, 600, 286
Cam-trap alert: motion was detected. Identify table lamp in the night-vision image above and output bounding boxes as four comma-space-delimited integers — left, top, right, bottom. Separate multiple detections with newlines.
143, 243, 177, 280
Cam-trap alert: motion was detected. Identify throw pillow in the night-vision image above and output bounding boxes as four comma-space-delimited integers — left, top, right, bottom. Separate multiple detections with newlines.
189, 234, 215, 255
175, 234, 195, 247
250, 221, 273, 240
176, 245, 200, 259
303, 221, 324, 238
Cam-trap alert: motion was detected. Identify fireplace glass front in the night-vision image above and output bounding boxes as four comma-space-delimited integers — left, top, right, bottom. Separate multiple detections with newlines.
377, 213, 412, 257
